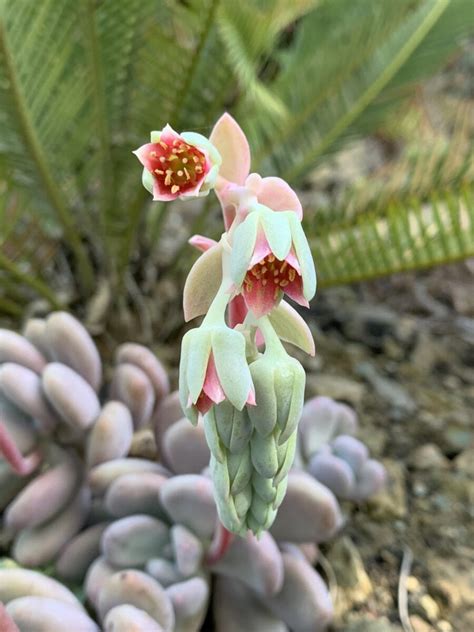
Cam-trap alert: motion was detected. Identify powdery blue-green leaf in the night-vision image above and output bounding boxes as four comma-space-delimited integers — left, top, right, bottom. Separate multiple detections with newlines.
231, 211, 260, 286
183, 243, 223, 322
203, 409, 226, 464
171, 525, 203, 577
308, 452, 356, 499
248, 360, 277, 437
268, 301, 315, 356
250, 432, 279, 478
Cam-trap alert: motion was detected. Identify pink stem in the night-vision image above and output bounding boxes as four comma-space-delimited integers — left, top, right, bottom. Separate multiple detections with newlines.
0, 603, 20, 632
0, 421, 41, 476
206, 521, 235, 565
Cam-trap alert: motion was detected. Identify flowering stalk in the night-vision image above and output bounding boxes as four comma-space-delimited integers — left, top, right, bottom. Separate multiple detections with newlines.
134, 114, 316, 550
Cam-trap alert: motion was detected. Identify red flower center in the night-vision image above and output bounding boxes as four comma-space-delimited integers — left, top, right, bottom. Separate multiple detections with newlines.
147, 138, 206, 195
244, 253, 298, 300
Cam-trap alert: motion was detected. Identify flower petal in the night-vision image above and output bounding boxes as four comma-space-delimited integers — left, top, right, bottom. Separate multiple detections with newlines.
257, 177, 303, 220
186, 331, 213, 403
211, 328, 252, 410
289, 214, 316, 301
231, 211, 259, 286
210, 113, 250, 185
260, 208, 292, 261
183, 242, 223, 322
202, 353, 226, 405
188, 235, 218, 253
243, 276, 281, 318
268, 301, 315, 356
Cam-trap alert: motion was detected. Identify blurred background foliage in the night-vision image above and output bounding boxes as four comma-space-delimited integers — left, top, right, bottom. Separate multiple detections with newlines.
0, 0, 473, 341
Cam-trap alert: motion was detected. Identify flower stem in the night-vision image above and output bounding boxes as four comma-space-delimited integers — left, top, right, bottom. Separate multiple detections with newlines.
205, 520, 235, 565
0, 421, 42, 476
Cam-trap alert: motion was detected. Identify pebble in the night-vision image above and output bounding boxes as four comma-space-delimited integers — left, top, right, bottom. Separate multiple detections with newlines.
410, 615, 434, 632
410, 444, 449, 470
305, 373, 366, 407
419, 594, 440, 622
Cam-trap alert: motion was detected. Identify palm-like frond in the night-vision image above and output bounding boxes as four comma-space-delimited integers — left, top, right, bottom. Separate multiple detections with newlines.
0, 0, 473, 325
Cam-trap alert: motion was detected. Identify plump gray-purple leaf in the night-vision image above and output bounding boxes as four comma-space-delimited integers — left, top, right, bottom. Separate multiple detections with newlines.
42, 363, 100, 430
46, 311, 102, 391
12, 487, 90, 566
214, 576, 288, 632
6, 597, 99, 632
0, 363, 58, 433
101, 515, 169, 568
308, 452, 355, 499
350, 459, 386, 501
104, 604, 164, 632
85, 557, 116, 609
153, 391, 183, 452
166, 577, 209, 632
116, 343, 169, 404
22, 319, 50, 360
105, 472, 168, 518
332, 435, 368, 474
5, 450, 80, 530
261, 553, 333, 632
98, 570, 175, 632
159, 475, 217, 540
270, 471, 342, 543
212, 531, 283, 596
0, 568, 84, 609
0, 330, 46, 373
162, 418, 210, 474
110, 363, 155, 430
171, 525, 204, 577
56, 522, 109, 582
146, 559, 183, 587
87, 401, 133, 467
89, 458, 169, 496
0, 395, 37, 454
299, 397, 357, 460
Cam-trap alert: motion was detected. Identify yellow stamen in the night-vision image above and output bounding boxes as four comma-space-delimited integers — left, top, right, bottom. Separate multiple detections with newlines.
171, 185, 180, 194
182, 158, 188, 164
268, 254, 275, 263
288, 269, 296, 282
159, 141, 168, 149
160, 156, 166, 163
280, 280, 289, 287
262, 279, 267, 286
280, 261, 288, 273
154, 169, 164, 175
177, 170, 183, 176
184, 167, 190, 180
168, 154, 178, 161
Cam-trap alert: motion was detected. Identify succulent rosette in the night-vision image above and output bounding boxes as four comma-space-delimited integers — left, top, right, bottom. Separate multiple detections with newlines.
230, 204, 316, 317
133, 124, 221, 201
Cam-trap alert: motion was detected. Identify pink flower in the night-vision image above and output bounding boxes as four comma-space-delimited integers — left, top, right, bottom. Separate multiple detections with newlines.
134, 125, 221, 201
232, 206, 316, 318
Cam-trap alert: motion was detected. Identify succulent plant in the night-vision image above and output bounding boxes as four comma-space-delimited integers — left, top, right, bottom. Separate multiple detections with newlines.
298, 396, 386, 502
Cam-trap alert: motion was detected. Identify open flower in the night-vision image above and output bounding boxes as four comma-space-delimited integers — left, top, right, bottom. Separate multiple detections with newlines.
133, 125, 221, 201
231, 204, 316, 317
179, 325, 255, 425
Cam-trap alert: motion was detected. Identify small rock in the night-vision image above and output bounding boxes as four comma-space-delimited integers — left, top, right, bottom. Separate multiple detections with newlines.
342, 304, 398, 351
326, 537, 372, 616
410, 615, 434, 632
305, 373, 366, 407
454, 448, 474, 477
437, 621, 453, 632
419, 594, 440, 622
410, 444, 449, 470
129, 428, 158, 460
357, 362, 416, 420
406, 576, 422, 593
368, 459, 407, 520
344, 616, 402, 631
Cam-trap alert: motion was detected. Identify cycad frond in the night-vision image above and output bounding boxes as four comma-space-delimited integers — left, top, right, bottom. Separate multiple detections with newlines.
248, 0, 474, 181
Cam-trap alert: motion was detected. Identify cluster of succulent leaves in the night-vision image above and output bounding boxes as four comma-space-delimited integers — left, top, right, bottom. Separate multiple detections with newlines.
0, 312, 384, 631
1, 0, 474, 327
